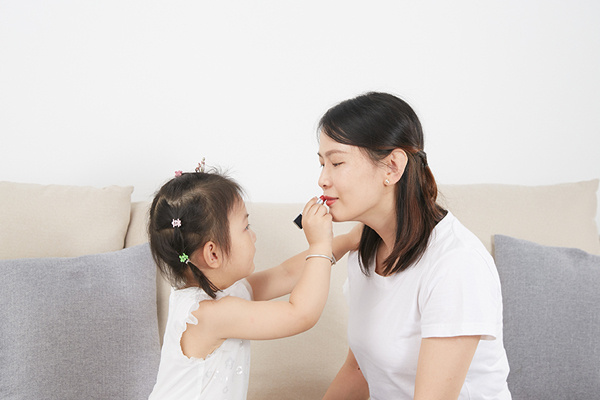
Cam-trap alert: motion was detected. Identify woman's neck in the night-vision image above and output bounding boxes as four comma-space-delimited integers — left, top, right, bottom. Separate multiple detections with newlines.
360, 197, 397, 258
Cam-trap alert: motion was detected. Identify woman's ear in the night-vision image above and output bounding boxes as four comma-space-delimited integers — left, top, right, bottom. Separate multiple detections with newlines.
385, 149, 408, 185
201, 241, 223, 269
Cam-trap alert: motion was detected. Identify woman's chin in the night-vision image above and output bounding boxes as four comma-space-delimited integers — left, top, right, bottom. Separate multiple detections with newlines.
330, 210, 348, 223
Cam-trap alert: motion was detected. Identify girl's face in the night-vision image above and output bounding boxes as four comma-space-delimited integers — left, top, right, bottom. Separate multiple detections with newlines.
318, 132, 391, 225
222, 200, 256, 283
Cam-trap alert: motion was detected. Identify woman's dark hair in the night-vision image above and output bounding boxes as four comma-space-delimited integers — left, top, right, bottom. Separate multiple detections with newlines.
318, 92, 446, 276
148, 171, 244, 298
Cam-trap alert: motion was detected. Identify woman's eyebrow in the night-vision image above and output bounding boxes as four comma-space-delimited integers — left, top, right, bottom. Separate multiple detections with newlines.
317, 149, 348, 158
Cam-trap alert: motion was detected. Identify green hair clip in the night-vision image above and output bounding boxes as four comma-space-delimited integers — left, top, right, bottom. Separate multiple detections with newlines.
179, 253, 189, 263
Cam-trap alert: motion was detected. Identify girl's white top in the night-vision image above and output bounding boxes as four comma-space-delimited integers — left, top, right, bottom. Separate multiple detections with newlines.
149, 280, 252, 400
345, 212, 511, 400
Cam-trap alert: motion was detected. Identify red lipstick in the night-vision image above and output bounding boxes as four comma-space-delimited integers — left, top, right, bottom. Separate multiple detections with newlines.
293, 195, 326, 229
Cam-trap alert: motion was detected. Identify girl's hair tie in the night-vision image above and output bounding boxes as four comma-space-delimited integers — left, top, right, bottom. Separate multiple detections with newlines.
172, 219, 182, 228
179, 253, 189, 263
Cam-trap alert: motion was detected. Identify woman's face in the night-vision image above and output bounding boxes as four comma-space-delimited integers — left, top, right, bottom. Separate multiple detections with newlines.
317, 131, 391, 224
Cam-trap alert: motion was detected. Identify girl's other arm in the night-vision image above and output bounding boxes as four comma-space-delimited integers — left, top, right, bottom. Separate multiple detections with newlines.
413, 336, 480, 400
248, 223, 363, 301
322, 349, 369, 400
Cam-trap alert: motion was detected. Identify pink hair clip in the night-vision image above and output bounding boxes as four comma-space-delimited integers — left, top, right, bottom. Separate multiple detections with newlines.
174, 170, 183, 177
172, 219, 182, 228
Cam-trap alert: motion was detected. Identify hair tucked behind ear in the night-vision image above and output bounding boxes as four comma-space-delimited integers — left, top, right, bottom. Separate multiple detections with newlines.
319, 92, 446, 276
148, 171, 244, 298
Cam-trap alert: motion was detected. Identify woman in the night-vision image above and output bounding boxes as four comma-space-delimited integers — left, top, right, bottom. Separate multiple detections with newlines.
318, 92, 511, 400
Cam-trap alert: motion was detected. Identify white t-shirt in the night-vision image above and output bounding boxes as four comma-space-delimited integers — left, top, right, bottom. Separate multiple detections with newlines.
149, 280, 252, 400
345, 212, 511, 400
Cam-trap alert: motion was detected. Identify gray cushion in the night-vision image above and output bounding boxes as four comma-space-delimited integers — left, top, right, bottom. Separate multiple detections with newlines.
0, 244, 160, 400
494, 235, 600, 400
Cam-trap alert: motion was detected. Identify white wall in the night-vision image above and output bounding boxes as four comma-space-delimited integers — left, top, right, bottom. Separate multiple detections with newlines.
1, 0, 599, 225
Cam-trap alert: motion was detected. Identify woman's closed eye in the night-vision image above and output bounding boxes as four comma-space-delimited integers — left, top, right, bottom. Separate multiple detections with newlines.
319, 161, 344, 168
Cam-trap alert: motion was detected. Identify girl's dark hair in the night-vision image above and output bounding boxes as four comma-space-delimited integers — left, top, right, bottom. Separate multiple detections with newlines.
318, 92, 446, 276
148, 171, 244, 298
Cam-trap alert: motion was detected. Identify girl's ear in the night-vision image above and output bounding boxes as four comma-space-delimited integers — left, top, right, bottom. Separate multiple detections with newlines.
385, 148, 408, 185
202, 241, 223, 269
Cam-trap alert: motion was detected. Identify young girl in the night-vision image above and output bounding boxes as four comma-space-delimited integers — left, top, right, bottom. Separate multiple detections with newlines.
317, 92, 511, 400
147, 168, 355, 400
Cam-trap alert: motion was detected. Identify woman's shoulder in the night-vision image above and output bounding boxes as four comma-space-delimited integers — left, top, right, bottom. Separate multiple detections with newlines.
421, 213, 499, 284
429, 212, 492, 262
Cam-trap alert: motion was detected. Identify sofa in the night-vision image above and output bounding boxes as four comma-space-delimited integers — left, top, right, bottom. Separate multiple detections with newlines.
1, 179, 599, 400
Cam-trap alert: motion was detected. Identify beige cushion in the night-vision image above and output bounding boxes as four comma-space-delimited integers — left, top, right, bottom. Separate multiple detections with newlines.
0, 181, 133, 259
125, 201, 150, 248
438, 180, 600, 255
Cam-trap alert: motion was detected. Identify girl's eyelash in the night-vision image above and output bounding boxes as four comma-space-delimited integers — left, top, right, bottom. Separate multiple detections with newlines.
245, 224, 251, 230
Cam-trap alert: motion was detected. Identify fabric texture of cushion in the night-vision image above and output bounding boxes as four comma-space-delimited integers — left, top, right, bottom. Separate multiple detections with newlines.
0, 244, 160, 400
438, 180, 600, 255
0, 181, 133, 259
494, 234, 600, 399
125, 201, 150, 248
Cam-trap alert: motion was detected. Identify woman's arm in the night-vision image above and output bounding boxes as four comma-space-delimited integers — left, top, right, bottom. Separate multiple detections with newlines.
413, 336, 481, 400
247, 223, 363, 301
322, 348, 369, 400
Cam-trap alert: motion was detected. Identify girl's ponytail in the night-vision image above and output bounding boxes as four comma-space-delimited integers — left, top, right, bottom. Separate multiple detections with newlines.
189, 264, 220, 299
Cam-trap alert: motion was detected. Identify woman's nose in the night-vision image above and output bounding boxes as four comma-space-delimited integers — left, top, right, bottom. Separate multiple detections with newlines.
318, 167, 330, 189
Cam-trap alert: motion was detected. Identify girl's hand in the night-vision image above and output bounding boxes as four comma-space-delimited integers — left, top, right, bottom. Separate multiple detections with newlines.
301, 197, 333, 249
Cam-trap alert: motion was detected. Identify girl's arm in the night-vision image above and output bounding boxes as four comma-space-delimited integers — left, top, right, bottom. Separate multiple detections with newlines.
247, 222, 363, 301
413, 336, 481, 400
322, 348, 369, 400
195, 198, 335, 341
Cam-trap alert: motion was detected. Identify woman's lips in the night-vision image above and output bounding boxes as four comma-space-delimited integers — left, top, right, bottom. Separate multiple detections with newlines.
321, 196, 337, 207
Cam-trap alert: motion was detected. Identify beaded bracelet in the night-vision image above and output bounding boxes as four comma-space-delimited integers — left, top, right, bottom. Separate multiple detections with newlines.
305, 254, 336, 265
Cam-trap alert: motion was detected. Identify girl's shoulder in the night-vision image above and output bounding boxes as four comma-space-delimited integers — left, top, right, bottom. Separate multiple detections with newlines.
189, 279, 253, 321
172, 278, 253, 302
229, 278, 253, 300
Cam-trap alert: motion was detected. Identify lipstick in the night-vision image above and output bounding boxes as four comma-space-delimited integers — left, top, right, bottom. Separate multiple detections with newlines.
293, 195, 325, 229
